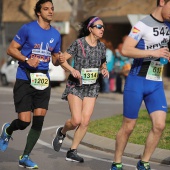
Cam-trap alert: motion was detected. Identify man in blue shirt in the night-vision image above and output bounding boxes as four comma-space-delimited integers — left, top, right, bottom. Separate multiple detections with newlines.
0, 0, 61, 169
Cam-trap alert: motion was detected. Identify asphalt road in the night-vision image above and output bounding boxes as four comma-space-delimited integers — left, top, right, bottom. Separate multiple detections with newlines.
0, 86, 170, 170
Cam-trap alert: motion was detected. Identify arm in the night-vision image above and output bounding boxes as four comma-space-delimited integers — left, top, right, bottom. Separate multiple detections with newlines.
52, 52, 62, 66
53, 51, 81, 79
7, 40, 39, 68
52, 50, 73, 67
7, 40, 26, 62
121, 36, 169, 59
100, 62, 109, 78
100, 62, 107, 70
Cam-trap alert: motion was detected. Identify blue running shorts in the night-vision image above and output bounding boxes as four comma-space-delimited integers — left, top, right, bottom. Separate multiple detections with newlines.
123, 74, 167, 119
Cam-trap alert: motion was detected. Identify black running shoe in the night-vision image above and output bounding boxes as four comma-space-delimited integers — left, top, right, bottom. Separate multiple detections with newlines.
66, 149, 84, 163
52, 127, 65, 152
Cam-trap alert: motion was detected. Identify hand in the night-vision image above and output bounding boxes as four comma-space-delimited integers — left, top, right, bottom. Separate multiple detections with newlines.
101, 68, 109, 78
27, 57, 40, 68
153, 47, 169, 59
70, 68, 81, 79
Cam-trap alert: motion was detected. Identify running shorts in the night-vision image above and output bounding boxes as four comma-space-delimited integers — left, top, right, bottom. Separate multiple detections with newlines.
62, 79, 100, 100
13, 79, 51, 113
123, 74, 167, 119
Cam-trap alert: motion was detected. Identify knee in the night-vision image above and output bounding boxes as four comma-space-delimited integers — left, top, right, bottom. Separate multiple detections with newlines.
153, 122, 165, 133
123, 122, 135, 135
31, 116, 44, 131
81, 118, 90, 128
18, 119, 30, 130
125, 126, 134, 135
70, 118, 81, 128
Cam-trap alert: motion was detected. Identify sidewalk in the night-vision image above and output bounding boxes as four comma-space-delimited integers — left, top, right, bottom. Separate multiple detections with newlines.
55, 83, 170, 165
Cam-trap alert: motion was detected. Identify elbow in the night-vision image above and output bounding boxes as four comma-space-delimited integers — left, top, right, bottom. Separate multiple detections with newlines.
52, 60, 60, 66
52, 61, 57, 66
55, 62, 60, 66
6, 48, 11, 56
121, 48, 127, 56
6, 47, 14, 56
121, 48, 129, 57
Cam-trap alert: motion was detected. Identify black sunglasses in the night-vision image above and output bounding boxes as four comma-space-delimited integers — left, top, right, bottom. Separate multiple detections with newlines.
92, 24, 105, 29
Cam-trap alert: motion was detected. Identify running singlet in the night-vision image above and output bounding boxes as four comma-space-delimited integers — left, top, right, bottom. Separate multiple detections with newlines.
13, 21, 61, 80
128, 14, 170, 79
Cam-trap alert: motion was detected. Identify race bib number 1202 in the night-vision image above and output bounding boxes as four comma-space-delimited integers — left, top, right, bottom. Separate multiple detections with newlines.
30, 72, 49, 90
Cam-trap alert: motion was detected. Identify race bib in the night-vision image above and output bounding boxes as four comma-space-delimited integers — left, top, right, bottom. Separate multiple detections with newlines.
30, 73, 49, 90
81, 68, 99, 84
146, 61, 163, 81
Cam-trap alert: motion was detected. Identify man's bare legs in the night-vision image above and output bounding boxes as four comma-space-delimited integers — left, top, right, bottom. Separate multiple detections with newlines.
114, 117, 136, 163
141, 111, 166, 162
113, 111, 166, 163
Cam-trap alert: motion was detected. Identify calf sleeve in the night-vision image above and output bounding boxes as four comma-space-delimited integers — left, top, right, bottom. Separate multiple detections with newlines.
31, 116, 44, 131
23, 116, 44, 156
6, 119, 30, 135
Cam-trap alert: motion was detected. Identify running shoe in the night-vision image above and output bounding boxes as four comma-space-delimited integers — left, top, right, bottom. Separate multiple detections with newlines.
66, 149, 84, 163
52, 127, 65, 151
110, 162, 123, 170
136, 160, 151, 170
19, 155, 38, 169
0, 123, 12, 152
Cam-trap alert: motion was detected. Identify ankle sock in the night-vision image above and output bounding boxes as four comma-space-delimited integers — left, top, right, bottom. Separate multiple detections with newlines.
141, 160, 149, 164
113, 162, 122, 164
60, 128, 66, 136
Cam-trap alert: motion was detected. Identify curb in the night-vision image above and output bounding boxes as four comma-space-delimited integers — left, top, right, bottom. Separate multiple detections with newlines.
67, 131, 170, 165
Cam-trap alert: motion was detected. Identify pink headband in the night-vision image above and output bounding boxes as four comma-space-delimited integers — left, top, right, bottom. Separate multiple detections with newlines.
87, 17, 100, 29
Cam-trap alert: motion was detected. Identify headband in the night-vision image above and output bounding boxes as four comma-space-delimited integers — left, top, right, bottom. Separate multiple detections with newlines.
87, 17, 100, 29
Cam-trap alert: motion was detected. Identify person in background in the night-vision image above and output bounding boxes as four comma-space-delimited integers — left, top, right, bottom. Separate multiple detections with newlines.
107, 41, 116, 92
114, 42, 127, 94
121, 59, 132, 79
110, 0, 170, 170
52, 16, 109, 163
0, 0, 61, 169
100, 39, 115, 93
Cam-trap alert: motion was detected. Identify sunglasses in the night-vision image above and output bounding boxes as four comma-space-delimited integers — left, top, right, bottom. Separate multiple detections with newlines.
92, 24, 105, 29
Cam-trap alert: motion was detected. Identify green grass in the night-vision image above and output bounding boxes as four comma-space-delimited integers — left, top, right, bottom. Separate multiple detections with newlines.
88, 109, 170, 150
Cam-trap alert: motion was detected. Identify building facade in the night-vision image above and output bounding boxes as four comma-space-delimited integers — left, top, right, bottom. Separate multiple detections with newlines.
1, 0, 169, 76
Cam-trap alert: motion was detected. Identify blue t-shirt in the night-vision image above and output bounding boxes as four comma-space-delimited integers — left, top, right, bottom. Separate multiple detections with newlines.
14, 21, 61, 80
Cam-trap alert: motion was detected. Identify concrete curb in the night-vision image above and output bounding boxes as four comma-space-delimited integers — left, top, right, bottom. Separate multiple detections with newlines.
54, 84, 170, 165
67, 131, 170, 165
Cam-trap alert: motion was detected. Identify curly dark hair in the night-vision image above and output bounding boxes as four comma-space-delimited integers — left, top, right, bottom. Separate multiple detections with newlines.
78, 16, 100, 38
34, 0, 53, 17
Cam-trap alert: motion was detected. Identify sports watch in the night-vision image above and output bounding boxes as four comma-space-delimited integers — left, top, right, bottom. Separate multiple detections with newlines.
25, 57, 29, 63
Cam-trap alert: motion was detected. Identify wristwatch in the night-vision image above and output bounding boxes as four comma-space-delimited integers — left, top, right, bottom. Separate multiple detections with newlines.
25, 57, 29, 63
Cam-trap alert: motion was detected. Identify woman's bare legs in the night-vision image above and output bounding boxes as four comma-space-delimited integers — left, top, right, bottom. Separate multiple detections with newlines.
61, 94, 96, 149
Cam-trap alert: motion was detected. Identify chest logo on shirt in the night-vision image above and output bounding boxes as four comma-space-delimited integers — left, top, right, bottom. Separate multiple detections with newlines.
31, 42, 53, 62
50, 38, 54, 43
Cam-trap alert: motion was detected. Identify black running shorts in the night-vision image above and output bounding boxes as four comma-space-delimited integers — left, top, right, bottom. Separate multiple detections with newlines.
13, 79, 51, 113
